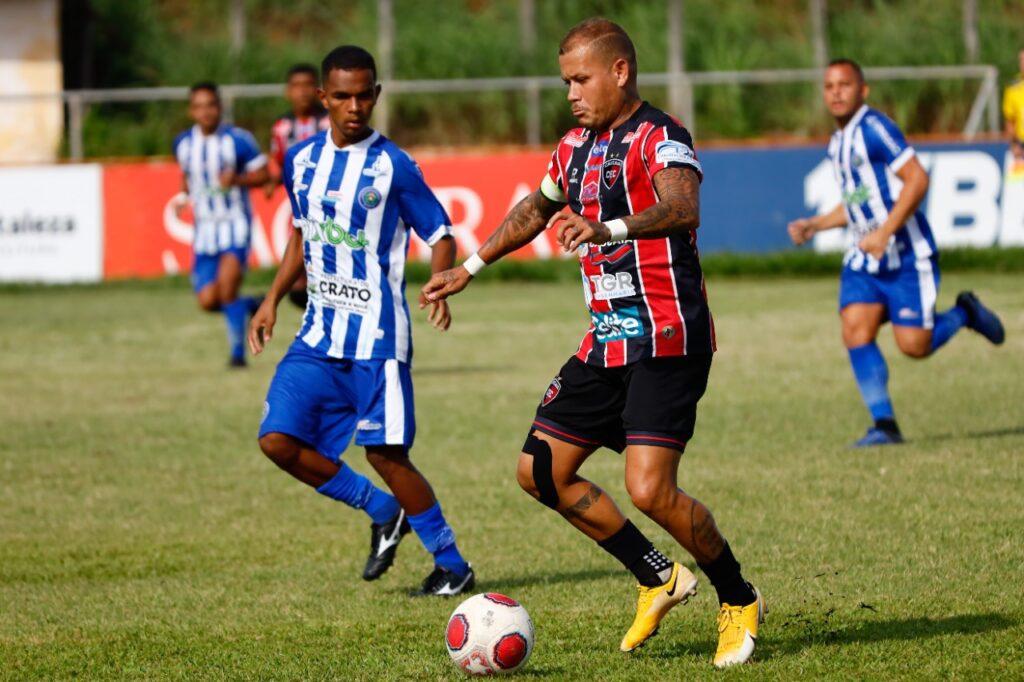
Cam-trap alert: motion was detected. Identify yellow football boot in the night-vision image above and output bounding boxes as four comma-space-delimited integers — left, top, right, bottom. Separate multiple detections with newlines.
619, 562, 698, 652
713, 585, 766, 668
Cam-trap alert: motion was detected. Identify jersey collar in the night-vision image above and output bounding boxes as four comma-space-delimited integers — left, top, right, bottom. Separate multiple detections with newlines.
841, 104, 869, 136
326, 128, 381, 153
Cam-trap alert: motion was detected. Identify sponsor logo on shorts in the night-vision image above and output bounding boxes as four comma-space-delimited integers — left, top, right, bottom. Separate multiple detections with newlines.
590, 272, 636, 300
592, 306, 645, 343
542, 376, 562, 406
358, 186, 383, 210
662, 325, 677, 339
897, 307, 920, 319
602, 158, 623, 188
357, 419, 383, 431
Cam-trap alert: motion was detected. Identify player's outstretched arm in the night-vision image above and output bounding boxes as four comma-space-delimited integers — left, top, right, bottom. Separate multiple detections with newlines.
552, 167, 702, 252
422, 190, 562, 302
787, 202, 847, 246
249, 228, 304, 354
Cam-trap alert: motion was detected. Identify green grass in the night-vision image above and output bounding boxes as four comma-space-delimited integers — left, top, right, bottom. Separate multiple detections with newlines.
1, 273, 1022, 680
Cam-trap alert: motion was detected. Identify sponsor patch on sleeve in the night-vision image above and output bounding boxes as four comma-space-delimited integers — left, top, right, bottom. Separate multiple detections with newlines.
654, 140, 700, 169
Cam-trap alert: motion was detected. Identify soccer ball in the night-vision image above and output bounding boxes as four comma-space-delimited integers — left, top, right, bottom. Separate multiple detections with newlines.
445, 593, 534, 676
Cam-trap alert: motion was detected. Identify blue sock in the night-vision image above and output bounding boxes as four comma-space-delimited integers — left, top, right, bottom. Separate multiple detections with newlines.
407, 502, 469, 576
848, 342, 895, 422
930, 305, 968, 352
242, 295, 262, 315
316, 464, 400, 524
223, 298, 248, 360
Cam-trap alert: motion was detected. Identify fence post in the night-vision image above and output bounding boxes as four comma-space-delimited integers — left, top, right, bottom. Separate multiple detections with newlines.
377, 0, 394, 137
667, 0, 694, 131
67, 93, 84, 161
519, 0, 541, 145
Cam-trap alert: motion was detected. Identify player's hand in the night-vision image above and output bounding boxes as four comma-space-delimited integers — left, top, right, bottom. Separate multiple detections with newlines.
172, 191, 189, 219
550, 210, 610, 252
858, 231, 889, 260
422, 267, 472, 303
419, 292, 452, 331
787, 218, 816, 245
219, 168, 237, 189
248, 300, 277, 355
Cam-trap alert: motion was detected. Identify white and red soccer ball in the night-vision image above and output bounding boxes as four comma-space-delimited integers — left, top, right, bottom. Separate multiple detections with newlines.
445, 593, 534, 676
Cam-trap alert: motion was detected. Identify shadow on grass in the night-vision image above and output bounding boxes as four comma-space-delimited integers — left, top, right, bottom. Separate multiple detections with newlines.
914, 425, 1024, 444
381, 568, 623, 596
645, 612, 1017, 663
413, 365, 510, 376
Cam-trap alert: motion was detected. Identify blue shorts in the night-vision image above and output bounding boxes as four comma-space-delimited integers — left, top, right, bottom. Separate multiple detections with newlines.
191, 247, 249, 294
258, 343, 416, 461
838, 257, 940, 329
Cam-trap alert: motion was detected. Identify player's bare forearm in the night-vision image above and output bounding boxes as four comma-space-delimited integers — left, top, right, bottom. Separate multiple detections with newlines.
812, 202, 849, 231
266, 229, 305, 305
430, 235, 456, 274
478, 190, 563, 263
619, 167, 701, 238
235, 165, 270, 188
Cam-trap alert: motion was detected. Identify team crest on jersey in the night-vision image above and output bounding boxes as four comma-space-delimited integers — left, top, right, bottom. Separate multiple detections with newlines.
358, 186, 383, 209
542, 376, 562, 406
602, 158, 623, 188
580, 182, 600, 204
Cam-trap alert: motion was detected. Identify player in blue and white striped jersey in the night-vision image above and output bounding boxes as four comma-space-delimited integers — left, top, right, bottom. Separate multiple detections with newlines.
248, 46, 474, 596
789, 59, 1005, 447
173, 82, 268, 367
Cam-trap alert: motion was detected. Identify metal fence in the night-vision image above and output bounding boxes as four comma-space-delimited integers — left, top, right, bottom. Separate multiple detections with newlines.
0, 63, 1001, 161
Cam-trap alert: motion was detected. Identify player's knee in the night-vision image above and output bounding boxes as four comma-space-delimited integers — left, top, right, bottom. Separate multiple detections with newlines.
196, 289, 219, 312
520, 434, 558, 509
626, 478, 671, 517
896, 336, 931, 359
258, 432, 299, 469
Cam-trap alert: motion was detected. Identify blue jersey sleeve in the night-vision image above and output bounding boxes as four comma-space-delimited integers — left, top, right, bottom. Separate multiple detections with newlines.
863, 112, 914, 171
394, 151, 452, 246
282, 149, 301, 224
231, 128, 267, 173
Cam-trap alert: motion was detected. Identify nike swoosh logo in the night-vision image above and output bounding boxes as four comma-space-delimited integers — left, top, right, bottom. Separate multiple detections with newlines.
375, 510, 405, 557
435, 572, 473, 596
664, 569, 680, 597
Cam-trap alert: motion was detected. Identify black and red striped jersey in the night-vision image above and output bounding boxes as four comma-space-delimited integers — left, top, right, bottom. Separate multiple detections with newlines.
269, 109, 330, 168
539, 102, 715, 367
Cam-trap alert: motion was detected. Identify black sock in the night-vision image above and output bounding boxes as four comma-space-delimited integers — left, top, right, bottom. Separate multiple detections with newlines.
875, 418, 901, 436
597, 520, 673, 587
697, 543, 756, 606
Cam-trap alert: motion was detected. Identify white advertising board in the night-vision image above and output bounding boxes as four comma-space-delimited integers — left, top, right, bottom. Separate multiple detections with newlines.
0, 164, 103, 282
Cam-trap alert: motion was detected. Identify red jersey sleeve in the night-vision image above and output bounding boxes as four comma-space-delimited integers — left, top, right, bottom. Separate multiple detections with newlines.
641, 121, 703, 182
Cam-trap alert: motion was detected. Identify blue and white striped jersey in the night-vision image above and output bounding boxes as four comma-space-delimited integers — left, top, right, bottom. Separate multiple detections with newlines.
283, 130, 452, 362
827, 105, 937, 273
173, 124, 267, 255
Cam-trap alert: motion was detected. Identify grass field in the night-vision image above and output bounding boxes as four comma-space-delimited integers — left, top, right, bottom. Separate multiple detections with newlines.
1, 273, 1022, 680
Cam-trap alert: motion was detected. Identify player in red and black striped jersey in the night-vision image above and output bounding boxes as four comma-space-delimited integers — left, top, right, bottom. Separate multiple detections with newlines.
424, 18, 763, 667
266, 64, 330, 308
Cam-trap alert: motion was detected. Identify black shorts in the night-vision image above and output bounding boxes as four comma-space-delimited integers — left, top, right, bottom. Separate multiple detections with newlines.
531, 354, 712, 453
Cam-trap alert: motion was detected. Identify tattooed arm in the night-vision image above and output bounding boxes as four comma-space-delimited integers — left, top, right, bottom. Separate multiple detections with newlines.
554, 167, 701, 251
422, 190, 563, 302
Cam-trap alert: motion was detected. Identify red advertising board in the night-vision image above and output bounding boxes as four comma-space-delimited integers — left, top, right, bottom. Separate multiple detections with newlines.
102, 151, 564, 279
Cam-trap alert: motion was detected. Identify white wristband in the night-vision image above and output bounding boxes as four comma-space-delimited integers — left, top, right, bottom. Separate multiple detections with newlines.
463, 253, 487, 276
605, 219, 629, 241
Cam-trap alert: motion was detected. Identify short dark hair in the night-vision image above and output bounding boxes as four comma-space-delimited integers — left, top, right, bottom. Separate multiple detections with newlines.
189, 81, 220, 99
321, 46, 377, 83
559, 17, 637, 74
287, 63, 318, 81
828, 58, 865, 83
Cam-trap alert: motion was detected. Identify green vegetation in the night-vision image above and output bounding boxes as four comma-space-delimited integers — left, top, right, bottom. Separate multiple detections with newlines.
1, 274, 1022, 679
67, 0, 1024, 156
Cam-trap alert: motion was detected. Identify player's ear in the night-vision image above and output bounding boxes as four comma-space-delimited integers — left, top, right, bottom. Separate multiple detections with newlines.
861, 82, 870, 100
374, 83, 382, 102
316, 87, 328, 108
612, 57, 630, 88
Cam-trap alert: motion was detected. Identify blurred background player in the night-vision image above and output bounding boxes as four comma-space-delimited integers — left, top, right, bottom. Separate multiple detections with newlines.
266, 63, 331, 309
248, 45, 474, 596
174, 81, 268, 367
788, 59, 1005, 447
1003, 48, 1024, 178
424, 18, 763, 668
